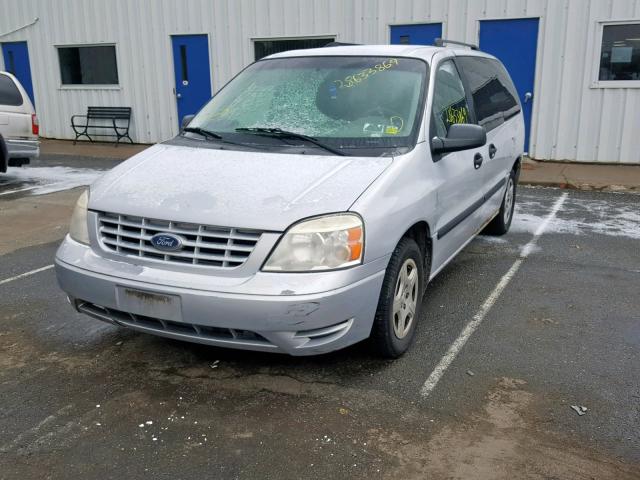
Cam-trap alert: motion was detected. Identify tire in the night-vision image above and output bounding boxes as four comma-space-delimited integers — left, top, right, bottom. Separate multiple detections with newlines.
371, 237, 425, 358
0, 134, 7, 174
483, 169, 517, 236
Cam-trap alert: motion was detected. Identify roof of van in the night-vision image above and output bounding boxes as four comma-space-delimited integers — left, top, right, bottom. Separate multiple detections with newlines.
266, 44, 492, 61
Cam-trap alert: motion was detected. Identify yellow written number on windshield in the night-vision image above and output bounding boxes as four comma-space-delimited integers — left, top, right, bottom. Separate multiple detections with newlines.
334, 58, 399, 89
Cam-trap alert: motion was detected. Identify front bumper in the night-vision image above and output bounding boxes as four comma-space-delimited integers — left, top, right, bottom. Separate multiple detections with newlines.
6, 138, 40, 159
55, 236, 388, 355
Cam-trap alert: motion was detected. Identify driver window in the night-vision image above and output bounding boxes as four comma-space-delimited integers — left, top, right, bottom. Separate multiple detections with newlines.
431, 60, 470, 138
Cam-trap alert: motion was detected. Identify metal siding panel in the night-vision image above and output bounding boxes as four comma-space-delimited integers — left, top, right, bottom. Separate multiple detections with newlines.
529, 0, 566, 159
523, 0, 548, 17
597, 89, 626, 162
483, 0, 506, 18
446, 0, 468, 41
465, 0, 484, 43
1, 0, 637, 162
575, 0, 608, 161
553, 0, 590, 161
619, 91, 640, 163
238, 0, 254, 65
394, 0, 413, 23
548, 0, 572, 160
505, 0, 528, 16
520, 0, 549, 159
361, 0, 376, 44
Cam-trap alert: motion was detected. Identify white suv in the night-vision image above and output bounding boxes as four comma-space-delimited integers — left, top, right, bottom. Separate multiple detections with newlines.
0, 71, 39, 173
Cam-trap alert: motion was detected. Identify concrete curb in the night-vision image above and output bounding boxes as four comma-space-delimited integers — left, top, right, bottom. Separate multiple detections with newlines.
519, 158, 640, 193
519, 179, 639, 193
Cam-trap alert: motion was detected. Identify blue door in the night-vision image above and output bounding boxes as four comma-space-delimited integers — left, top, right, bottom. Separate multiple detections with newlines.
479, 18, 539, 151
2, 41, 35, 106
390, 23, 442, 46
171, 35, 212, 127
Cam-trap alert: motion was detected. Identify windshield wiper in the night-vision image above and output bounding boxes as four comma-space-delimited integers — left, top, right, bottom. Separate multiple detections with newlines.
182, 126, 223, 140
235, 127, 346, 156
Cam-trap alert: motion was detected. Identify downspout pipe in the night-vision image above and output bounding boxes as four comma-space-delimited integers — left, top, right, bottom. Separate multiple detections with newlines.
0, 17, 39, 38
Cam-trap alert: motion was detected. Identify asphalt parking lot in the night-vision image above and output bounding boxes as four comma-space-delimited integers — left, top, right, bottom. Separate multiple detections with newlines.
1, 156, 639, 480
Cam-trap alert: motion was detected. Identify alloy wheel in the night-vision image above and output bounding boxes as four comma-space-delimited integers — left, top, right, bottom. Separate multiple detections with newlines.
504, 177, 515, 224
392, 258, 418, 339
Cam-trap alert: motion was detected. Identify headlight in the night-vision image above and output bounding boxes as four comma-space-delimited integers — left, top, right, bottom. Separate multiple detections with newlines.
263, 213, 364, 272
69, 190, 90, 245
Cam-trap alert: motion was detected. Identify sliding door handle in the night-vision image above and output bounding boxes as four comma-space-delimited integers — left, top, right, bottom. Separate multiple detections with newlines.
474, 153, 483, 169
488, 144, 497, 159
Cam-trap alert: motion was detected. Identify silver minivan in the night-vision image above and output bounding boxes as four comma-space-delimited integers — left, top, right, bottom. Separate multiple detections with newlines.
55, 43, 524, 357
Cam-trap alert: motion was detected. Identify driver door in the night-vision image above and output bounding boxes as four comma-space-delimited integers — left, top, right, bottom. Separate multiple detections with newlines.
429, 59, 488, 273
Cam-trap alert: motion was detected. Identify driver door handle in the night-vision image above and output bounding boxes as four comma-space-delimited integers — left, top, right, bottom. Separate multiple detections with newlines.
474, 153, 483, 170
488, 144, 497, 159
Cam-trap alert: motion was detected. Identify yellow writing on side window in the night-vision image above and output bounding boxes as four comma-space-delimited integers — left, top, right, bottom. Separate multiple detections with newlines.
446, 106, 468, 125
334, 58, 399, 89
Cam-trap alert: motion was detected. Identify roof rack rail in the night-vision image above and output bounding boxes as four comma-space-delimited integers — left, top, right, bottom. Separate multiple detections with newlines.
324, 41, 361, 47
434, 38, 479, 50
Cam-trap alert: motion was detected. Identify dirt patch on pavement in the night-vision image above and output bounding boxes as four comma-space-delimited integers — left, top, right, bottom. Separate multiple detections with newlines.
371, 377, 639, 480
0, 188, 80, 255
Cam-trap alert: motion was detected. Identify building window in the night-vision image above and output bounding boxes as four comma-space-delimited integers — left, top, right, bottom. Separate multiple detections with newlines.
599, 23, 640, 81
58, 45, 119, 85
254, 37, 335, 61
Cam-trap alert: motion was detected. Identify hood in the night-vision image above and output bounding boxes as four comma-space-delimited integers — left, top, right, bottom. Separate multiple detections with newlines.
89, 144, 392, 231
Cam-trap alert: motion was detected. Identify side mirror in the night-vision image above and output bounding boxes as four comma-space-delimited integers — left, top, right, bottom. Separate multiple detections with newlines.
181, 114, 195, 129
431, 124, 486, 154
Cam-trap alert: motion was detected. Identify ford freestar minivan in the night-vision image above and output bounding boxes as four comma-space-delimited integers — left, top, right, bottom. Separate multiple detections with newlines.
55, 43, 524, 357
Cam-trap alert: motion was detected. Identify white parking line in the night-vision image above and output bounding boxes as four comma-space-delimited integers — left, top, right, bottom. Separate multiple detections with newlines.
0, 264, 54, 286
420, 192, 568, 397
0, 186, 40, 196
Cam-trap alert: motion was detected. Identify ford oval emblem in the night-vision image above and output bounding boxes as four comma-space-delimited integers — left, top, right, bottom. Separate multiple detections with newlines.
150, 233, 183, 252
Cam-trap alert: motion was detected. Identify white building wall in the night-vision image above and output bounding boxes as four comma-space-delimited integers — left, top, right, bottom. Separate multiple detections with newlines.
0, 0, 639, 163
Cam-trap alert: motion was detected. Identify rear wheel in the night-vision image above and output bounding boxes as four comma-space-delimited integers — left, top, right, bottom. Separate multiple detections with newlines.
0, 134, 7, 173
371, 237, 425, 358
483, 170, 517, 236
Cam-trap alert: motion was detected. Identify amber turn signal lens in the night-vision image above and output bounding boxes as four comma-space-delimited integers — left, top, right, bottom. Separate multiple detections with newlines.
347, 226, 363, 261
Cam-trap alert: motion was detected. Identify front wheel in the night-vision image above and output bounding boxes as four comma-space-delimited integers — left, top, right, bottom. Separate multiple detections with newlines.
483, 170, 517, 236
371, 237, 425, 358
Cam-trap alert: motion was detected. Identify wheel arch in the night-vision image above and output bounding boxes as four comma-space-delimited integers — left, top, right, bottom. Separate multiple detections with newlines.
398, 221, 432, 281
512, 156, 522, 180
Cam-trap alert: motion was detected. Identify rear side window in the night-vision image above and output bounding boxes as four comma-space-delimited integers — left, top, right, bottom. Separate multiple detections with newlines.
0, 74, 23, 106
431, 60, 470, 138
456, 57, 519, 132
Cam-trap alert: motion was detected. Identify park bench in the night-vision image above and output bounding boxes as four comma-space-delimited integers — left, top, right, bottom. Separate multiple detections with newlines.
71, 106, 133, 146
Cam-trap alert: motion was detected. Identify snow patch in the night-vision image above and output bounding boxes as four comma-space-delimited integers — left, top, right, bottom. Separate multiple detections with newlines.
473, 235, 508, 244
3, 166, 103, 195
512, 198, 640, 239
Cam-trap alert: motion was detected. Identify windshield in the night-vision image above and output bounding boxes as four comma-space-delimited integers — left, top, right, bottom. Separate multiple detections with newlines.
188, 56, 428, 153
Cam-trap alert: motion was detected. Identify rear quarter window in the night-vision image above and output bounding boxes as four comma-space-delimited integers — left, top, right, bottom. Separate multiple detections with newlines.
456, 57, 520, 131
0, 74, 23, 106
